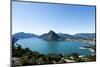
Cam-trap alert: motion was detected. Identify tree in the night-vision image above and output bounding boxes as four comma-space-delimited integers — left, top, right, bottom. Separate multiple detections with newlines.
36, 57, 44, 64
20, 56, 29, 65
25, 48, 30, 52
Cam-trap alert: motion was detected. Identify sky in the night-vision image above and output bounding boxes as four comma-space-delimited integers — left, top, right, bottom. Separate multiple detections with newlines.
12, 1, 96, 35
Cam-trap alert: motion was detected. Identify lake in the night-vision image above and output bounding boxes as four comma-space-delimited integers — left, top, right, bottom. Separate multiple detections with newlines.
15, 38, 95, 55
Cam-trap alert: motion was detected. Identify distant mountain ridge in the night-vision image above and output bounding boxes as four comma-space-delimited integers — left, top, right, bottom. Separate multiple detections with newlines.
40, 31, 95, 41
13, 32, 38, 39
12, 31, 95, 42
12, 32, 38, 44
57, 33, 75, 39
73, 33, 95, 39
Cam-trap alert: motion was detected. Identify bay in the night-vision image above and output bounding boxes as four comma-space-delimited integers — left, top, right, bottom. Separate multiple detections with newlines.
16, 38, 94, 55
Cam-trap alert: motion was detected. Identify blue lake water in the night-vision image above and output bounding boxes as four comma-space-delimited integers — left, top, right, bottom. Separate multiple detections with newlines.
16, 38, 94, 55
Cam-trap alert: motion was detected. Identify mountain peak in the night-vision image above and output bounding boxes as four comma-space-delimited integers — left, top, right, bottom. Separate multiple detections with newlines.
47, 30, 59, 41
40, 30, 60, 41
50, 30, 54, 32
48, 30, 56, 34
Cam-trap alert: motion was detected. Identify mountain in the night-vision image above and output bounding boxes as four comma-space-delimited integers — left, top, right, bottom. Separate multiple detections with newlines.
12, 32, 95, 42
58, 33, 74, 39
40, 31, 95, 40
73, 33, 95, 39
40, 30, 60, 41
13, 32, 38, 39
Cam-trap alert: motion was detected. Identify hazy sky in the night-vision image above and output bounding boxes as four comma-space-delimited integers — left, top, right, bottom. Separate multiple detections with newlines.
12, 1, 96, 35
